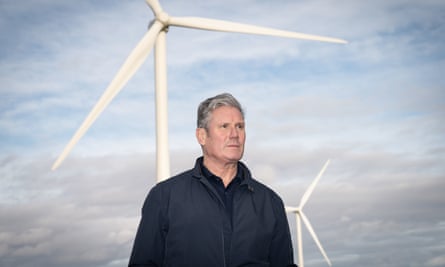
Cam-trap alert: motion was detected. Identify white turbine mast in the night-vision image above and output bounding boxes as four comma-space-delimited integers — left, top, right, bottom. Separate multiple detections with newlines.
51, 0, 346, 181
286, 159, 331, 267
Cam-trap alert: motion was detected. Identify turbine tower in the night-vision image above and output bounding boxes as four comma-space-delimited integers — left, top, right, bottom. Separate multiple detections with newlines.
51, 0, 346, 181
286, 159, 331, 267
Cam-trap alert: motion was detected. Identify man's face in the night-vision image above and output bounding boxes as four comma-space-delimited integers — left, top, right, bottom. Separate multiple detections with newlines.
197, 106, 246, 165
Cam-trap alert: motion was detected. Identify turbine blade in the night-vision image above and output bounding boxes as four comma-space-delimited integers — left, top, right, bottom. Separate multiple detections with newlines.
146, 0, 163, 16
299, 159, 330, 208
169, 17, 347, 44
51, 21, 164, 170
300, 212, 332, 266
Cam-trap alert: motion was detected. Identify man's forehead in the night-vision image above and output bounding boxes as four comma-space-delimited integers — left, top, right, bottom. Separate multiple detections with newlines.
212, 106, 243, 117
210, 106, 244, 122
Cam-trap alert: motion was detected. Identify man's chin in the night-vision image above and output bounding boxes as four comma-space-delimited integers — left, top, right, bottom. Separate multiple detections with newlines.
226, 153, 244, 162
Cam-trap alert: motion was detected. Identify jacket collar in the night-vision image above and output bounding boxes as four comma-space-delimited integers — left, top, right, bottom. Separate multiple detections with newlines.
192, 157, 255, 192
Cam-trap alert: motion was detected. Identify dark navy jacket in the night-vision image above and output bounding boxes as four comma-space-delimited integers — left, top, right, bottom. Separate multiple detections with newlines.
129, 157, 296, 267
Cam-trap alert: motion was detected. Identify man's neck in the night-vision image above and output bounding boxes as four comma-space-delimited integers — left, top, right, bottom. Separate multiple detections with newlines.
203, 157, 238, 187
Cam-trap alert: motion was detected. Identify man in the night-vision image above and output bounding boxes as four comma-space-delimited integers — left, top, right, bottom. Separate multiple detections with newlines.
129, 93, 296, 267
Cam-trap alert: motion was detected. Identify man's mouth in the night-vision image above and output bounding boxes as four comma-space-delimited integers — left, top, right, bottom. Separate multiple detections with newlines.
227, 143, 240, 148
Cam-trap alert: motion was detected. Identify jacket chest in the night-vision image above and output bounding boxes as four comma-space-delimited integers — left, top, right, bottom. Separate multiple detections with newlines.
166, 183, 275, 242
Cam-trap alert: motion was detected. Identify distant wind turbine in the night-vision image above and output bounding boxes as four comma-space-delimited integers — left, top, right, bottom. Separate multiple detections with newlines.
286, 159, 331, 267
51, 0, 346, 181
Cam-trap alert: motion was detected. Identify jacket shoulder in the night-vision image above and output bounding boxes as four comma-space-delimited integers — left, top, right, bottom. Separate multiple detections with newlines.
151, 168, 195, 193
247, 176, 287, 208
141, 168, 195, 211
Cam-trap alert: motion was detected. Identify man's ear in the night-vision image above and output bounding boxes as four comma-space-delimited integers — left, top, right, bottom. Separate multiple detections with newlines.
196, 128, 207, 145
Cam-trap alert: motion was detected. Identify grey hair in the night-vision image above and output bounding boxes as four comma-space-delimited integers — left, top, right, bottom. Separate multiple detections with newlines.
197, 93, 245, 129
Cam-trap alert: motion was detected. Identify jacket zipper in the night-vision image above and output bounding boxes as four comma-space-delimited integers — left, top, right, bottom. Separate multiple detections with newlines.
199, 177, 228, 267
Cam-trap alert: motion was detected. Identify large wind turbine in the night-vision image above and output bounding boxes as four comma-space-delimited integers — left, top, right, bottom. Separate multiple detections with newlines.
51, 0, 346, 181
286, 159, 331, 267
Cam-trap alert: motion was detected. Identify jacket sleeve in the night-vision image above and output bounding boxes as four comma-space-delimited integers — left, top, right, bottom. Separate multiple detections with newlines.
128, 184, 167, 267
269, 194, 298, 267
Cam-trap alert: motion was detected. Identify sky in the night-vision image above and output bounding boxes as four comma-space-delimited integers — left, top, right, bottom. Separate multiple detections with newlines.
1, 0, 444, 266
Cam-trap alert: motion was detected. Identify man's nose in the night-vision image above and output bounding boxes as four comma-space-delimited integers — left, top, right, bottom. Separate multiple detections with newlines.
229, 126, 239, 138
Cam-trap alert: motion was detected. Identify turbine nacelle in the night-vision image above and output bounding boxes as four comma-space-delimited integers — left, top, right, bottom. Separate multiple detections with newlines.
285, 206, 300, 213
158, 12, 170, 26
